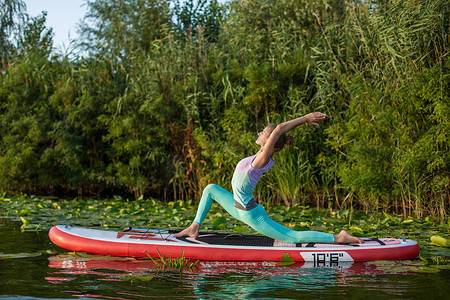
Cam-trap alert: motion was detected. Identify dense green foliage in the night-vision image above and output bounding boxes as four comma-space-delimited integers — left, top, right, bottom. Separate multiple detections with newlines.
0, 0, 448, 219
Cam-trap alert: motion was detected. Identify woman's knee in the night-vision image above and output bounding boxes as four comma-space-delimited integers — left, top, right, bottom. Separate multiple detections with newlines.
202, 183, 228, 201
203, 183, 219, 195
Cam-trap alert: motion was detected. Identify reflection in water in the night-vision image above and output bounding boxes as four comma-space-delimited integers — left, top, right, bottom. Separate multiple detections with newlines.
50, 255, 403, 273
48, 254, 387, 277
47, 254, 414, 299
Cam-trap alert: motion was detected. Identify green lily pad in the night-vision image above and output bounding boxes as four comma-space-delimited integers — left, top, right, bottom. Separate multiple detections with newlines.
430, 236, 450, 247
19, 209, 32, 216
0, 252, 42, 259
383, 212, 400, 223
349, 226, 364, 233
281, 253, 295, 266
232, 226, 252, 234
293, 225, 309, 231
416, 266, 441, 273
428, 264, 450, 270
369, 260, 396, 266
212, 217, 227, 230
122, 274, 154, 281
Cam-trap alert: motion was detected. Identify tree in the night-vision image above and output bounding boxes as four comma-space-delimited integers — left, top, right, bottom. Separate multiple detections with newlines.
0, 12, 55, 192
172, 0, 225, 43
0, 0, 26, 66
79, 0, 172, 60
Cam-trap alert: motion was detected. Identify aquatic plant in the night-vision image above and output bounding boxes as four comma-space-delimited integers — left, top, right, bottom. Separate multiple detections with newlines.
145, 248, 198, 277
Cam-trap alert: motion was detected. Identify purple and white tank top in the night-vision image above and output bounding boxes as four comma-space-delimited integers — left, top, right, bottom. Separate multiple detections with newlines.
231, 154, 274, 210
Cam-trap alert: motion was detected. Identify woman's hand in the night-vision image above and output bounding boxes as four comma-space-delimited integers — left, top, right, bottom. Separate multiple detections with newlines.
305, 112, 327, 126
253, 111, 328, 167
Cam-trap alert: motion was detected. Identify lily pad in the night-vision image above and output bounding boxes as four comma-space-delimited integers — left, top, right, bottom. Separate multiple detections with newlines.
349, 226, 364, 233
428, 264, 450, 270
430, 236, 450, 247
368, 260, 396, 266
416, 266, 440, 273
401, 260, 426, 266
383, 212, 401, 223
232, 226, 252, 234
122, 274, 154, 282
20, 216, 29, 225
281, 253, 295, 266
0, 252, 42, 259
212, 217, 227, 230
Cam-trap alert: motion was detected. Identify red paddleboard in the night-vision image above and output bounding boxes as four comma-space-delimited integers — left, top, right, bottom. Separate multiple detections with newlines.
49, 225, 420, 263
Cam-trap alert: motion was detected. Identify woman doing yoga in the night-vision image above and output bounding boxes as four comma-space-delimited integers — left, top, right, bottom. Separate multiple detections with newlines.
174, 112, 362, 244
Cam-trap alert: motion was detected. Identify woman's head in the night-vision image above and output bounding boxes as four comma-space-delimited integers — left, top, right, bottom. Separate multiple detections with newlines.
257, 124, 294, 152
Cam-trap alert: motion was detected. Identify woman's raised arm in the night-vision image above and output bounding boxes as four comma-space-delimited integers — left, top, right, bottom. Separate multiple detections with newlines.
277, 112, 327, 134
252, 112, 326, 168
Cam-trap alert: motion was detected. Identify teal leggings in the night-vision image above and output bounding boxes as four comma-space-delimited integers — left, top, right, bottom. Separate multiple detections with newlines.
193, 184, 335, 244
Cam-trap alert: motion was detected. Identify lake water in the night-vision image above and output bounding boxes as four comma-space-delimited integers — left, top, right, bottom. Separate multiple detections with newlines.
1, 218, 449, 299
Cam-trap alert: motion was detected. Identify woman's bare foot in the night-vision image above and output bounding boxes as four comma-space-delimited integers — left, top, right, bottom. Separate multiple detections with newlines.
334, 230, 363, 244
173, 223, 200, 238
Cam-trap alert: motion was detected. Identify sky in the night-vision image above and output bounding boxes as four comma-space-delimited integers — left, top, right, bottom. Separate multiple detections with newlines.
23, 0, 88, 51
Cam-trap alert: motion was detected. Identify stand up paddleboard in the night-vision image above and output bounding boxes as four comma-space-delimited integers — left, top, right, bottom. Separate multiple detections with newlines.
49, 224, 420, 262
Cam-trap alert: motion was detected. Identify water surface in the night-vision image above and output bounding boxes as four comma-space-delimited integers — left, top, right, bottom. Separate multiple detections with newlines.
1, 218, 449, 299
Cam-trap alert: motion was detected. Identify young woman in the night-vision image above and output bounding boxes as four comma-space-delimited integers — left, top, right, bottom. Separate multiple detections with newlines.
174, 112, 362, 244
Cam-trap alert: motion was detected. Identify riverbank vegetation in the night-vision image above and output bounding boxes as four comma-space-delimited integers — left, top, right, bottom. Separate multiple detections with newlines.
0, 0, 448, 220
